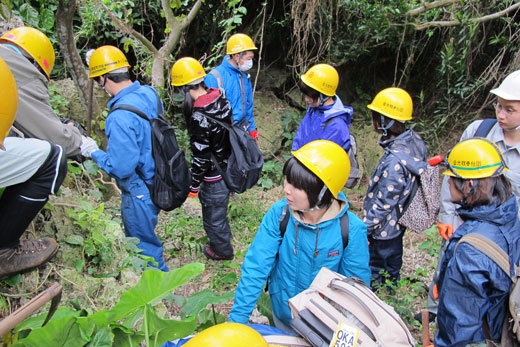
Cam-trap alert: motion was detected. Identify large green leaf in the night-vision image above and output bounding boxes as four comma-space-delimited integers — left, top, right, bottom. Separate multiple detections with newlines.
112, 324, 144, 347
181, 289, 234, 316
12, 315, 86, 347
111, 264, 204, 320
144, 304, 197, 347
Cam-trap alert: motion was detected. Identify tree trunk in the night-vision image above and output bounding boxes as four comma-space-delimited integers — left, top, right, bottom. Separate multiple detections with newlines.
56, 0, 102, 118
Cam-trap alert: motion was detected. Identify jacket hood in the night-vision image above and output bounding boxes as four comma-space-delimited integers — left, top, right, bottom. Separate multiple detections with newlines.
307, 96, 353, 127
193, 88, 230, 121
291, 191, 349, 225
382, 129, 428, 175
458, 195, 518, 227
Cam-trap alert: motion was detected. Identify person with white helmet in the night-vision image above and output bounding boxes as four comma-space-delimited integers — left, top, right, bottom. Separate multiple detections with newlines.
420, 70, 520, 323
229, 140, 370, 333
0, 57, 67, 278
0, 26, 84, 157
170, 57, 234, 261
204, 33, 259, 141
81, 45, 168, 272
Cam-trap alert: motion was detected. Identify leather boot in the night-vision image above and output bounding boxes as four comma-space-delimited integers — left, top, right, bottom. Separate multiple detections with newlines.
0, 238, 58, 278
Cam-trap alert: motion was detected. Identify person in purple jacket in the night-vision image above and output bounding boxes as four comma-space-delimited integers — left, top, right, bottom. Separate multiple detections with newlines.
292, 64, 353, 153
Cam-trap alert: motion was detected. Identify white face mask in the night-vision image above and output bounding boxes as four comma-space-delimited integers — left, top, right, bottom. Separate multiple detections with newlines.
239, 59, 253, 72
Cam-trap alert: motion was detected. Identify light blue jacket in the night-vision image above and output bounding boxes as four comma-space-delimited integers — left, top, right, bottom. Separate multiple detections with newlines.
204, 57, 256, 131
92, 81, 158, 194
292, 96, 353, 152
229, 192, 371, 327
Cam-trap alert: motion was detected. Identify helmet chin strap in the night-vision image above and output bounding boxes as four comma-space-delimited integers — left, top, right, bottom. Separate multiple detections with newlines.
297, 185, 328, 213
378, 115, 395, 137
319, 93, 330, 107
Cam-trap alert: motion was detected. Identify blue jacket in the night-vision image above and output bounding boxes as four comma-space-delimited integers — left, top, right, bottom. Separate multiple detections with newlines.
292, 96, 353, 153
204, 57, 256, 131
434, 196, 520, 347
92, 81, 158, 194
363, 130, 427, 240
229, 192, 371, 327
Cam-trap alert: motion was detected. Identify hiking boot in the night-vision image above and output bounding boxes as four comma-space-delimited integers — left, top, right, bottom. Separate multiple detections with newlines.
0, 238, 59, 279
202, 246, 234, 261
414, 310, 436, 323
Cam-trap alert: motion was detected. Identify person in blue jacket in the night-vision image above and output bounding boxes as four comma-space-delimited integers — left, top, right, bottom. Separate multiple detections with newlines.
292, 64, 353, 153
434, 138, 520, 346
81, 45, 168, 271
204, 33, 258, 141
363, 87, 427, 286
229, 140, 370, 333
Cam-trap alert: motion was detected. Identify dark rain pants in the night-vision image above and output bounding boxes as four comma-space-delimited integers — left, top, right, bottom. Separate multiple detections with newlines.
199, 178, 233, 256
368, 232, 404, 287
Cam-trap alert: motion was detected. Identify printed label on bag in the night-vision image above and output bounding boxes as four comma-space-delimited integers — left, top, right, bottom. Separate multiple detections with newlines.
329, 321, 360, 347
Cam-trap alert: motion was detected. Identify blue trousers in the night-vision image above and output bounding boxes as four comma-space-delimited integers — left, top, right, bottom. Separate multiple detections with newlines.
121, 188, 168, 271
368, 232, 404, 286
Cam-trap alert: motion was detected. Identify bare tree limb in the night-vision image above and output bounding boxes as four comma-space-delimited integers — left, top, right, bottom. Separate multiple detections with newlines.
409, 2, 520, 30
406, 0, 459, 17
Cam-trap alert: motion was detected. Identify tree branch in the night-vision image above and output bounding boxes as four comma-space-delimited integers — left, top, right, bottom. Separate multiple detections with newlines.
406, 0, 459, 17
94, 0, 158, 55
409, 2, 520, 30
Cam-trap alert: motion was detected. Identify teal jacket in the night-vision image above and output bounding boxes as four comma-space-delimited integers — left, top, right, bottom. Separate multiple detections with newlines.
229, 192, 370, 327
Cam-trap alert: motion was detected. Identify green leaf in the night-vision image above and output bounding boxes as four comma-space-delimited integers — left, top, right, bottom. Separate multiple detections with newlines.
143, 304, 196, 346
256, 291, 274, 326
12, 314, 86, 347
65, 235, 84, 245
83, 160, 100, 175
39, 8, 54, 31
89, 327, 113, 346
181, 289, 234, 316
112, 325, 144, 347
90, 263, 204, 327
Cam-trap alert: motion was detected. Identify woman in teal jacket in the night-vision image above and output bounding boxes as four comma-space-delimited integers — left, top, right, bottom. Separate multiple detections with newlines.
229, 140, 370, 332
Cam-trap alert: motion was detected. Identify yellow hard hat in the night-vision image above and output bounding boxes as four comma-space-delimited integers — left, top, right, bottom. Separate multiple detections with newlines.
170, 57, 207, 86
0, 57, 18, 150
292, 140, 350, 198
367, 87, 413, 121
226, 33, 257, 55
300, 64, 339, 97
88, 45, 130, 78
183, 322, 268, 347
0, 27, 55, 80
443, 137, 508, 179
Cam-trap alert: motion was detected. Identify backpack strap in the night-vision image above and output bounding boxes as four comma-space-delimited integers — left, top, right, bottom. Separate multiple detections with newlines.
455, 233, 511, 278
279, 204, 350, 249
209, 69, 226, 98
473, 119, 497, 138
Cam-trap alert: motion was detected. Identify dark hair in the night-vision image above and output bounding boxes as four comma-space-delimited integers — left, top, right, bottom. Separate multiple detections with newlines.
297, 80, 320, 103
181, 81, 208, 130
283, 156, 333, 208
451, 175, 512, 207
371, 111, 407, 139
94, 72, 130, 85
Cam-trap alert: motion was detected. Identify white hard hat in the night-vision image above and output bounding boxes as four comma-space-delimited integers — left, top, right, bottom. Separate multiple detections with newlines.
490, 70, 520, 101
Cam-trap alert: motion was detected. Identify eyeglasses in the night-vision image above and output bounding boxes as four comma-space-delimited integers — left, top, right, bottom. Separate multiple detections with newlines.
494, 102, 520, 117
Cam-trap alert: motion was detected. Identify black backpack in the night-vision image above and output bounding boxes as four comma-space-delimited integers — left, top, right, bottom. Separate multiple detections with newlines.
109, 89, 191, 211
204, 116, 264, 194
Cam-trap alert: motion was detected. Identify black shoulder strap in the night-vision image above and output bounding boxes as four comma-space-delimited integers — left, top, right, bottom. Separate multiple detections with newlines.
474, 119, 497, 138
279, 204, 349, 249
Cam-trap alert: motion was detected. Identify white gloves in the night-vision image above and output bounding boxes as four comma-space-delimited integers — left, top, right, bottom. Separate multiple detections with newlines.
80, 136, 99, 158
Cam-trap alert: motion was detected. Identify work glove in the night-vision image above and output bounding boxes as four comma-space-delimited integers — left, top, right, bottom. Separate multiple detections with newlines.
249, 130, 258, 141
438, 222, 453, 240
80, 136, 99, 158
433, 284, 439, 300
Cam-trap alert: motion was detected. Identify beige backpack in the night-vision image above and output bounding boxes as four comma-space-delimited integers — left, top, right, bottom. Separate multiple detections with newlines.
288, 267, 415, 347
